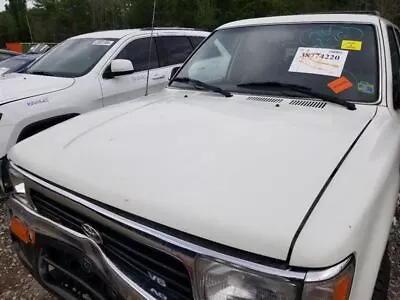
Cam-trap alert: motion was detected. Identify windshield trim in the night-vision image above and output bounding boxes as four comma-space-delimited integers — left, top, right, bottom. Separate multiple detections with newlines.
170, 22, 383, 106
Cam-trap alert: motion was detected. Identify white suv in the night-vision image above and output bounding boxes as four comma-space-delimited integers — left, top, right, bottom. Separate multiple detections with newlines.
4, 13, 399, 300
0, 28, 209, 193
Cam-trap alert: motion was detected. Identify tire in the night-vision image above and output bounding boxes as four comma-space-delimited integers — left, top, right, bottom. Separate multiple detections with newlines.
372, 248, 391, 300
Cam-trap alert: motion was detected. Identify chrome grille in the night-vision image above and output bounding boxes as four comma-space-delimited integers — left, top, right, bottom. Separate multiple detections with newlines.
31, 190, 194, 300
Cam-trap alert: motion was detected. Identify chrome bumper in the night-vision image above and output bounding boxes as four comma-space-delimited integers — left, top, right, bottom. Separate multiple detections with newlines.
8, 196, 156, 300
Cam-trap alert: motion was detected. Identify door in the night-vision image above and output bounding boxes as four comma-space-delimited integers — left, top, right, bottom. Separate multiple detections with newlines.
155, 35, 196, 82
100, 37, 161, 107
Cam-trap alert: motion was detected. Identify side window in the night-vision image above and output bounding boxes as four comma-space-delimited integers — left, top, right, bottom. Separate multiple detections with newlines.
116, 38, 159, 72
189, 36, 205, 48
156, 36, 193, 66
186, 37, 235, 82
388, 27, 400, 107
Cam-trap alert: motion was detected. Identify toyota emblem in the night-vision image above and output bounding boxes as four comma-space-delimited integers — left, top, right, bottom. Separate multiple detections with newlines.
81, 223, 103, 245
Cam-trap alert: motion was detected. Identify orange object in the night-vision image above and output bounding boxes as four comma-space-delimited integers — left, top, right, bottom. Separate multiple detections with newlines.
10, 217, 35, 244
334, 274, 352, 300
5, 42, 22, 53
328, 76, 353, 94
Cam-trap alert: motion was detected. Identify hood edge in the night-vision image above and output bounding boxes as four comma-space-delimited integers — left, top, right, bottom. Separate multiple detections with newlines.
0, 78, 75, 107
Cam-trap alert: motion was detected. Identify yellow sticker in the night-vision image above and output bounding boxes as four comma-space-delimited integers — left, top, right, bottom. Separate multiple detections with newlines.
341, 40, 363, 51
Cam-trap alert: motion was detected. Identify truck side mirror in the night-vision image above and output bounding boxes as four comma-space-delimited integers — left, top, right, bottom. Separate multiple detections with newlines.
103, 59, 134, 79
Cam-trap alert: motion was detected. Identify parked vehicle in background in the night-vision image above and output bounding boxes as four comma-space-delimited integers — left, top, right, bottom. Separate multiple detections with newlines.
27, 43, 51, 55
0, 54, 41, 76
0, 49, 20, 61
0, 28, 209, 193
0, 44, 52, 76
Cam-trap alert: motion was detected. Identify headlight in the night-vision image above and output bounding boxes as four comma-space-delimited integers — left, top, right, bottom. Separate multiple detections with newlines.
8, 164, 35, 210
196, 257, 300, 300
303, 257, 355, 300
196, 256, 355, 300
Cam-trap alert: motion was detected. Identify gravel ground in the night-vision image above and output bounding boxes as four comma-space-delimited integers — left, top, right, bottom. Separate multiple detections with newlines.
0, 200, 399, 299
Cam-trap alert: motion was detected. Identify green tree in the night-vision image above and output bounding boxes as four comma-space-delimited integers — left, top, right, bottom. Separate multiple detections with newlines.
6, 0, 31, 41
10, 0, 400, 43
0, 11, 17, 46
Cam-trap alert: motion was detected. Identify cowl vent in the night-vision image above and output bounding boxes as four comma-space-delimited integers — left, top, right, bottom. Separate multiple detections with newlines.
247, 96, 283, 103
289, 99, 326, 109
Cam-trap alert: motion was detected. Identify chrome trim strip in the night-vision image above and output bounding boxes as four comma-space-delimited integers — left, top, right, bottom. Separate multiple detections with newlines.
10, 162, 306, 280
304, 256, 353, 282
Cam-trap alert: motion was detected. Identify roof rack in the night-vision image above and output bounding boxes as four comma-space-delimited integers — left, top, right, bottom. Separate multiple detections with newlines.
140, 27, 201, 31
312, 10, 381, 16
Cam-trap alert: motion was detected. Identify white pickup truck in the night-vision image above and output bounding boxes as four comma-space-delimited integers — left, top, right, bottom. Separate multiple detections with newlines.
4, 12, 400, 300
0, 28, 209, 193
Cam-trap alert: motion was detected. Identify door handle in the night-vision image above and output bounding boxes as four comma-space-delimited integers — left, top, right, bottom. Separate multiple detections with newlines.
152, 75, 166, 80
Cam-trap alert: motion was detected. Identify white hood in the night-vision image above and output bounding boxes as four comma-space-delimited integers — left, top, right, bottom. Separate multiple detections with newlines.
9, 89, 376, 261
0, 73, 74, 105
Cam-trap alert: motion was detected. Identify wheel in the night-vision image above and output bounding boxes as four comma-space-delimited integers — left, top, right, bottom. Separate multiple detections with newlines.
372, 248, 391, 300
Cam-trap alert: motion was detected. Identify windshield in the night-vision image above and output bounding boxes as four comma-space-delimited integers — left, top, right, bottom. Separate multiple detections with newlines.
28, 38, 117, 78
173, 23, 379, 103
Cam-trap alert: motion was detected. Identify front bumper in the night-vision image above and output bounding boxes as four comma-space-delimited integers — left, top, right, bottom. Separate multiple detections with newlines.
7, 196, 157, 300
7, 163, 358, 300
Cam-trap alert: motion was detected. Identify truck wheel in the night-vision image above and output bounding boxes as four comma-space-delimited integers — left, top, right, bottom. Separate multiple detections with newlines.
372, 248, 391, 300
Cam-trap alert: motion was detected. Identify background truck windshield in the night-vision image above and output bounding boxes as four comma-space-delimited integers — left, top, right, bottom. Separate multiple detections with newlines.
28, 38, 117, 78
174, 23, 379, 103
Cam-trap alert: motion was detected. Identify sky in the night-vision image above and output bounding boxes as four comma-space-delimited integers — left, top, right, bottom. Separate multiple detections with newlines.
0, 0, 6, 11
0, 0, 34, 11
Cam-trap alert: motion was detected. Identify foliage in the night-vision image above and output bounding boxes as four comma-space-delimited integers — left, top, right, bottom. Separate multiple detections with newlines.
0, 0, 399, 45
6, 0, 30, 41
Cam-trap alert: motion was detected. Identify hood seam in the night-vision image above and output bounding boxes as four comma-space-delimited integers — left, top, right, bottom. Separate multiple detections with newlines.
286, 105, 379, 264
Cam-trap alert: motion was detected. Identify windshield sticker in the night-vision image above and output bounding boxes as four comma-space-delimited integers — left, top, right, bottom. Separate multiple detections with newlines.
92, 40, 114, 46
357, 81, 375, 94
327, 76, 353, 94
341, 40, 363, 51
289, 47, 349, 78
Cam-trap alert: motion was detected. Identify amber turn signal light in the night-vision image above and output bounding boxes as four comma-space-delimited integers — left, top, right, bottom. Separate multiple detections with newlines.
10, 217, 35, 244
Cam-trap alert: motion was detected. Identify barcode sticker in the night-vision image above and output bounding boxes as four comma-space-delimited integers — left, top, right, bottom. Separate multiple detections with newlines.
92, 40, 114, 46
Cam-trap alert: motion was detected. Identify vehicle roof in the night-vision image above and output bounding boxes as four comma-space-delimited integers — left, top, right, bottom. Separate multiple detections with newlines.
218, 13, 388, 30
71, 28, 209, 40
0, 49, 20, 56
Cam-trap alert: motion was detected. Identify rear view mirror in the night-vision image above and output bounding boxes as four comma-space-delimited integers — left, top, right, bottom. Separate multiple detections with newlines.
103, 59, 134, 79
169, 66, 180, 80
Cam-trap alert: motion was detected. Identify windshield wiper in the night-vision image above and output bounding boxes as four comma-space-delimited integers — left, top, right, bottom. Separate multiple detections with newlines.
28, 70, 56, 77
237, 81, 356, 110
173, 77, 233, 98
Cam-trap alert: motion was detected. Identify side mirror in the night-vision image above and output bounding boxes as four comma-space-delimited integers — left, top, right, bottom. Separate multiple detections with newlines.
103, 59, 134, 79
169, 66, 180, 80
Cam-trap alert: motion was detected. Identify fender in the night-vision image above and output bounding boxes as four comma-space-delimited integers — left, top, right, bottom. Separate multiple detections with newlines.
17, 113, 79, 143
286, 107, 378, 262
